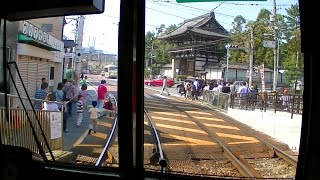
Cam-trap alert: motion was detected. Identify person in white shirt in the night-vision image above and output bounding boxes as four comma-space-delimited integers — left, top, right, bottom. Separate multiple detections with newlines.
88, 101, 100, 134
43, 92, 60, 111
160, 76, 170, 96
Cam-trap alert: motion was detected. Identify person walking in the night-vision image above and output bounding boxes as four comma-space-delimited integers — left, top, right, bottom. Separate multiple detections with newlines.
160, 76, 170, 96
88, 101, 100, 134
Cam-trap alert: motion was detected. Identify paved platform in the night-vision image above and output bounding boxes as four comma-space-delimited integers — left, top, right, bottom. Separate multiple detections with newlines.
144, 85, 303, 152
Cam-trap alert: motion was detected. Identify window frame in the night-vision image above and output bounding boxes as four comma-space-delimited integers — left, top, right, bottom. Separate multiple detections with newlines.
0, 0, 317, 179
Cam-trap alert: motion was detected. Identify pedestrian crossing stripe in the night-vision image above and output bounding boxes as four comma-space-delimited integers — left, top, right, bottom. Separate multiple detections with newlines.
155, 123, 208, 135
216, 132, 259, 145
160, 133, 216, 145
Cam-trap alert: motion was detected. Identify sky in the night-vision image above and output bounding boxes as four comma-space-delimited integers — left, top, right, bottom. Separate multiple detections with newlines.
63, 0, 298, 55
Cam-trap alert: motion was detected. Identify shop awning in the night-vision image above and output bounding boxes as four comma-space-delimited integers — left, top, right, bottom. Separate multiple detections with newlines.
17, 34, 61, 52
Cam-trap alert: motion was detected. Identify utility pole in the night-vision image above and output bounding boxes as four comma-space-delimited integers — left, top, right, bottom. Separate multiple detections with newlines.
150, 40, 154, 79
225, 44, 230, 82
249, 27, 254, 88
75, 15, 85, 85
272, 0, 278, 91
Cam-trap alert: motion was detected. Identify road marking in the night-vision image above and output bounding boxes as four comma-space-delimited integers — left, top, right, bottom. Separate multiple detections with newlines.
97, 121, 112, 128
155, 123, 208, 135
151, 116, 196, 125
216, 132, 259, 145
161, 133, 216, 145
151, 112, 187, 117
195, 116, 224, 122
204, 123, 240, 130
72, 129, 89, 147
185, 111, 212, 115
91, 132, 107, 139
145, 105, 175, 111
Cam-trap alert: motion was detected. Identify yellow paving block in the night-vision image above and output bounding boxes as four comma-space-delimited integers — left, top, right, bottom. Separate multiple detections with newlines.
151, 116, 196, 125
97, 121, 112, 127
155, 123, 208, 135
91, 132, 107, 139
204, 123, 240, 130
161, 133, 216, 145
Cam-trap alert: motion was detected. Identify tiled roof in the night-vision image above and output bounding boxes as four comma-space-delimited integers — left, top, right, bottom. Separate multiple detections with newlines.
157, 12, 229, 40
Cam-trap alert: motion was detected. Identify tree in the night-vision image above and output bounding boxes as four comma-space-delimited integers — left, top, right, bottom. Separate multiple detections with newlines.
283, 54, 301, 86
229, 15, 248, 63
282, 4, 302, 69
145, 24, 176, 67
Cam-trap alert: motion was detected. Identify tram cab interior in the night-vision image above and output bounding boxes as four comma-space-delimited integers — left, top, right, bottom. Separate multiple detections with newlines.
0, 0, 317, 179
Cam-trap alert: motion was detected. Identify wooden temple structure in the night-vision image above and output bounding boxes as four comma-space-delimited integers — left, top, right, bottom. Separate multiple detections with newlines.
157, 12, 230, 79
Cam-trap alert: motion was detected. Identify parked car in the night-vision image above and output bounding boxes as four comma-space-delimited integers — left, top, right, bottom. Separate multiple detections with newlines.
144, 78, 175, 87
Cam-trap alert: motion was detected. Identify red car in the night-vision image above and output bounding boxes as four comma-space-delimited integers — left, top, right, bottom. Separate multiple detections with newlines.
144, 78, 175, 87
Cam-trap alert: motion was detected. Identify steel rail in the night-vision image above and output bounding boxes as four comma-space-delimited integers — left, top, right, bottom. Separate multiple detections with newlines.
95, 92, 118, 166
144, 108, 167, 172
152, 96, 258, 178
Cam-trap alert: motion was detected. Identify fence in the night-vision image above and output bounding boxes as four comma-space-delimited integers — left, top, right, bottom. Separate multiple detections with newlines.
0, 93, 65, 156
202, 90, 230, 111
201, 90, 303, 118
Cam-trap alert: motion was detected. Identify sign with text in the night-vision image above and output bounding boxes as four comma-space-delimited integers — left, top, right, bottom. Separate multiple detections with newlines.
50, 112, 62, 140
258, 64, 266, 92
177, 0, 266, 2
263, 40, 276, 48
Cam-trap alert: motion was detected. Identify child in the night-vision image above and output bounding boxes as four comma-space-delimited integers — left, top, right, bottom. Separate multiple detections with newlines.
76, 95, 84, 127
88, 101, 100, 134
103, 96, 114, 117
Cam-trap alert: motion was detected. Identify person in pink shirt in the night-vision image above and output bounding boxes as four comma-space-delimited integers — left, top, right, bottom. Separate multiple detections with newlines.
97, 80, 107, 110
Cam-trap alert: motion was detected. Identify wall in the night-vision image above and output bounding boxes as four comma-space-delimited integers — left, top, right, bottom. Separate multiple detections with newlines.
159, 68, 173, 78
205, 68, 222, 80
29, 17, 64, 40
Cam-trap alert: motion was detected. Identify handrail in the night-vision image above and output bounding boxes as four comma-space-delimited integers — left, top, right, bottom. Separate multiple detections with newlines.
7, 61, 54, 162
0, 92, 78, 106
95, 92, 118, 166
144, 108, 167, 172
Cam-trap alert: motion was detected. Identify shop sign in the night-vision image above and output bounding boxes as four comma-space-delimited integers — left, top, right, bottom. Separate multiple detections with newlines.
21, 21, 63, 52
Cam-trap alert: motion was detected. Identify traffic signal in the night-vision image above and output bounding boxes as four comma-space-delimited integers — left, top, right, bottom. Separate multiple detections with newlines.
75, 51, 82, 63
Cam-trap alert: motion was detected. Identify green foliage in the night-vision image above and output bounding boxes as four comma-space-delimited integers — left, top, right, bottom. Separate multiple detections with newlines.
145, 24, 176, 67
65, 69, 73, 79
228, 5, 302, 75
145, 4, 302, 83
283, 54, 301, 85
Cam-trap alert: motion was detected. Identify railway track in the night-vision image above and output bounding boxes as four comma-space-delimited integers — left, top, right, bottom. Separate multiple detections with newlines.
144, 94, 297, 179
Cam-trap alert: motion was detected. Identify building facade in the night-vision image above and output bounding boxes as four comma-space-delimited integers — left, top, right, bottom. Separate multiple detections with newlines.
158, 12, 229, 80
15, 19, 64, 98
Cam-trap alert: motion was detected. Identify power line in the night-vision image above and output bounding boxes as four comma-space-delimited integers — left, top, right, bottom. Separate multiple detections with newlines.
146, 7, 187, 19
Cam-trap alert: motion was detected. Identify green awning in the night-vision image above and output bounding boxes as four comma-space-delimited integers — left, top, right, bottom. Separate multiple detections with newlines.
17, 34, 61, 52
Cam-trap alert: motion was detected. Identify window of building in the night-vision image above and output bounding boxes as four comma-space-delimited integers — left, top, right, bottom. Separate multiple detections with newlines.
49, 67, 54, 80
41, 23, 53, 32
